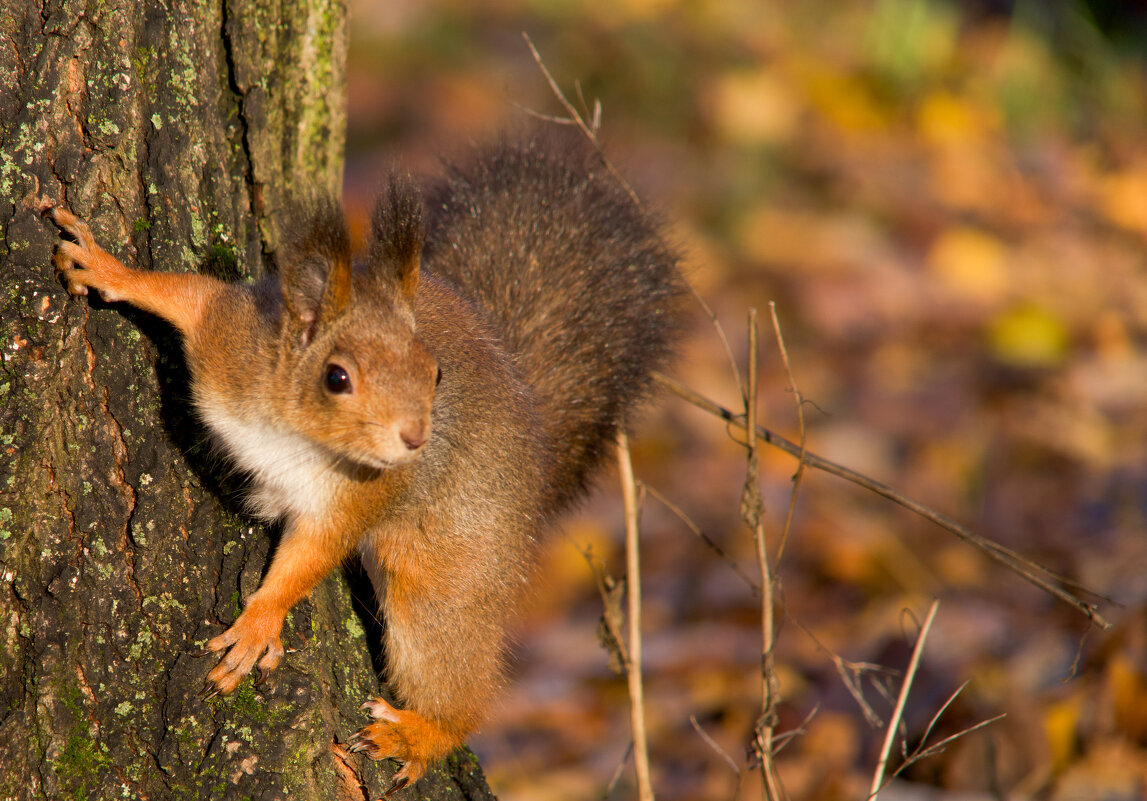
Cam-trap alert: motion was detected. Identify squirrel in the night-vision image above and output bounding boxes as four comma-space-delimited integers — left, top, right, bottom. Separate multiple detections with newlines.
48, 131, 685, 790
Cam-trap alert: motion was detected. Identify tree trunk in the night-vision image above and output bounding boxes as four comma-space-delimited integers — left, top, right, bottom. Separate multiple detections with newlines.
0, 2, 494, 799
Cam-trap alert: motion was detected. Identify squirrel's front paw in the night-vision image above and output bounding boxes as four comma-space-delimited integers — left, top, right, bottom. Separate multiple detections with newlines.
201, 599, 286, 697
348, 697, 463, 791
47, 207, 131, 301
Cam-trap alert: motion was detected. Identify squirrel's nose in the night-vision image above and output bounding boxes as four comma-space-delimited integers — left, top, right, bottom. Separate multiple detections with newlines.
400, 420, 429, 451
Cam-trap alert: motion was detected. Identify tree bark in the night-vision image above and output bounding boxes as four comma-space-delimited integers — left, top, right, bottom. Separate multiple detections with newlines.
0, 2, 494, 799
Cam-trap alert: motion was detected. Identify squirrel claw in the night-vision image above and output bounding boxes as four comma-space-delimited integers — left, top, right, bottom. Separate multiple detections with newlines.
363, 697, 401, 722
384, 775, 410, 797
348, 699, 456, 787
188, 647, 214, 658
345, 730, 378, 756
198, 681, 221, 701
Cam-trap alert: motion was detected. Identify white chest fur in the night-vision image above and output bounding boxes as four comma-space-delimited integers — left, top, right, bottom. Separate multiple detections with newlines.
196, 398, 337, 521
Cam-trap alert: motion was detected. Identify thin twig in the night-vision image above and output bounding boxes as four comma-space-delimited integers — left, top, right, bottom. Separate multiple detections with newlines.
793, 618, 887, 728
911, 679, 973, 756
894, 713, 1007, 772
604, 740, 634, 800
769, 705, 819, 756
649, 371, 1112, 629
568, 538, 630, 674
830, 656, 886, 729
869, 600, 939, 800
644, 484, 760, 596
522, 32, 643, 209
769, 302, 806, 562
688, 715, 741, 776
695, 289, 747, 408
617, 430, 654, 801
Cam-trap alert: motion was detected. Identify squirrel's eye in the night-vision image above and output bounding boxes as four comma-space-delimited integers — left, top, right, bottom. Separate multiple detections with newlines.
324, 364, 352, 394
435, 366, 443, 386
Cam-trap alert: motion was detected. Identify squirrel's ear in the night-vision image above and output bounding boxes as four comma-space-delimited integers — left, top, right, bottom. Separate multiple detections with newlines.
279, 198, 352, 348
367, 174, 424, 301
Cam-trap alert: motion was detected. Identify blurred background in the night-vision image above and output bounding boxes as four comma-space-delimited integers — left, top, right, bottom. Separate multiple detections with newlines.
342, 1, 1147, 799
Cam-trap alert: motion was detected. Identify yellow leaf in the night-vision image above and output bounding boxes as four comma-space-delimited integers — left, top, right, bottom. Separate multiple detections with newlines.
916, 90, 997, 147
1043, 696, 1081, 774
987, 305, 1070, 368
1108, 655, 1147, 741
799, 60, 888, 134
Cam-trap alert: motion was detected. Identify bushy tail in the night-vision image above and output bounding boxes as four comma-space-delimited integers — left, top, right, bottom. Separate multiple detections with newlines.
422, 131, 686, 510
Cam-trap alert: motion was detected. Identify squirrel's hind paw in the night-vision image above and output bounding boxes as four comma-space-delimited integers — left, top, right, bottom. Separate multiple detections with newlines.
348, 697, 462, 788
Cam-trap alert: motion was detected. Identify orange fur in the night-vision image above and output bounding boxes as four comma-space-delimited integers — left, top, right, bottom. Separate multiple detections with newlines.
354, 697, 463, 786
48, 133, 684, 790
205, 511, 364, 693
51, 208, 222, 336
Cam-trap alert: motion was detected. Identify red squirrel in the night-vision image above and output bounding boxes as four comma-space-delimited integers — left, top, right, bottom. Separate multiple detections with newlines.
48, 132, 684, 789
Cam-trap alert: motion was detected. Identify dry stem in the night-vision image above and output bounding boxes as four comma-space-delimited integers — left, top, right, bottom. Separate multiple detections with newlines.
617, 430, 654, 801
743, 310, 786, 800
869, 600, 939, 799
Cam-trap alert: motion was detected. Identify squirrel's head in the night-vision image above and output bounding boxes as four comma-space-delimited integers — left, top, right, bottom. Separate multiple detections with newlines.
276, 178, 437, 470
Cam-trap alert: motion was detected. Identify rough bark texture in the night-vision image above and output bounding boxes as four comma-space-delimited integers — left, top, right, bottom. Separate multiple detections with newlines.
0, 2, 495, 799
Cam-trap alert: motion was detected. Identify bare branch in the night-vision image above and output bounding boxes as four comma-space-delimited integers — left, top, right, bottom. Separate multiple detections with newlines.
650, 371, 1112, 629
696, 289, 748, 410
914, 679, 972, 753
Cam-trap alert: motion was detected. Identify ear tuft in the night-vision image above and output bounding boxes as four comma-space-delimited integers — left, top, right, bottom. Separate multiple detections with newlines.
279, 197, 352, 346
368, 174, 424, 299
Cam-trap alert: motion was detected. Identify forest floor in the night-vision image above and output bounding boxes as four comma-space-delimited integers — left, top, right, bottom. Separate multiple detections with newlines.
344, 2, 1147, 799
